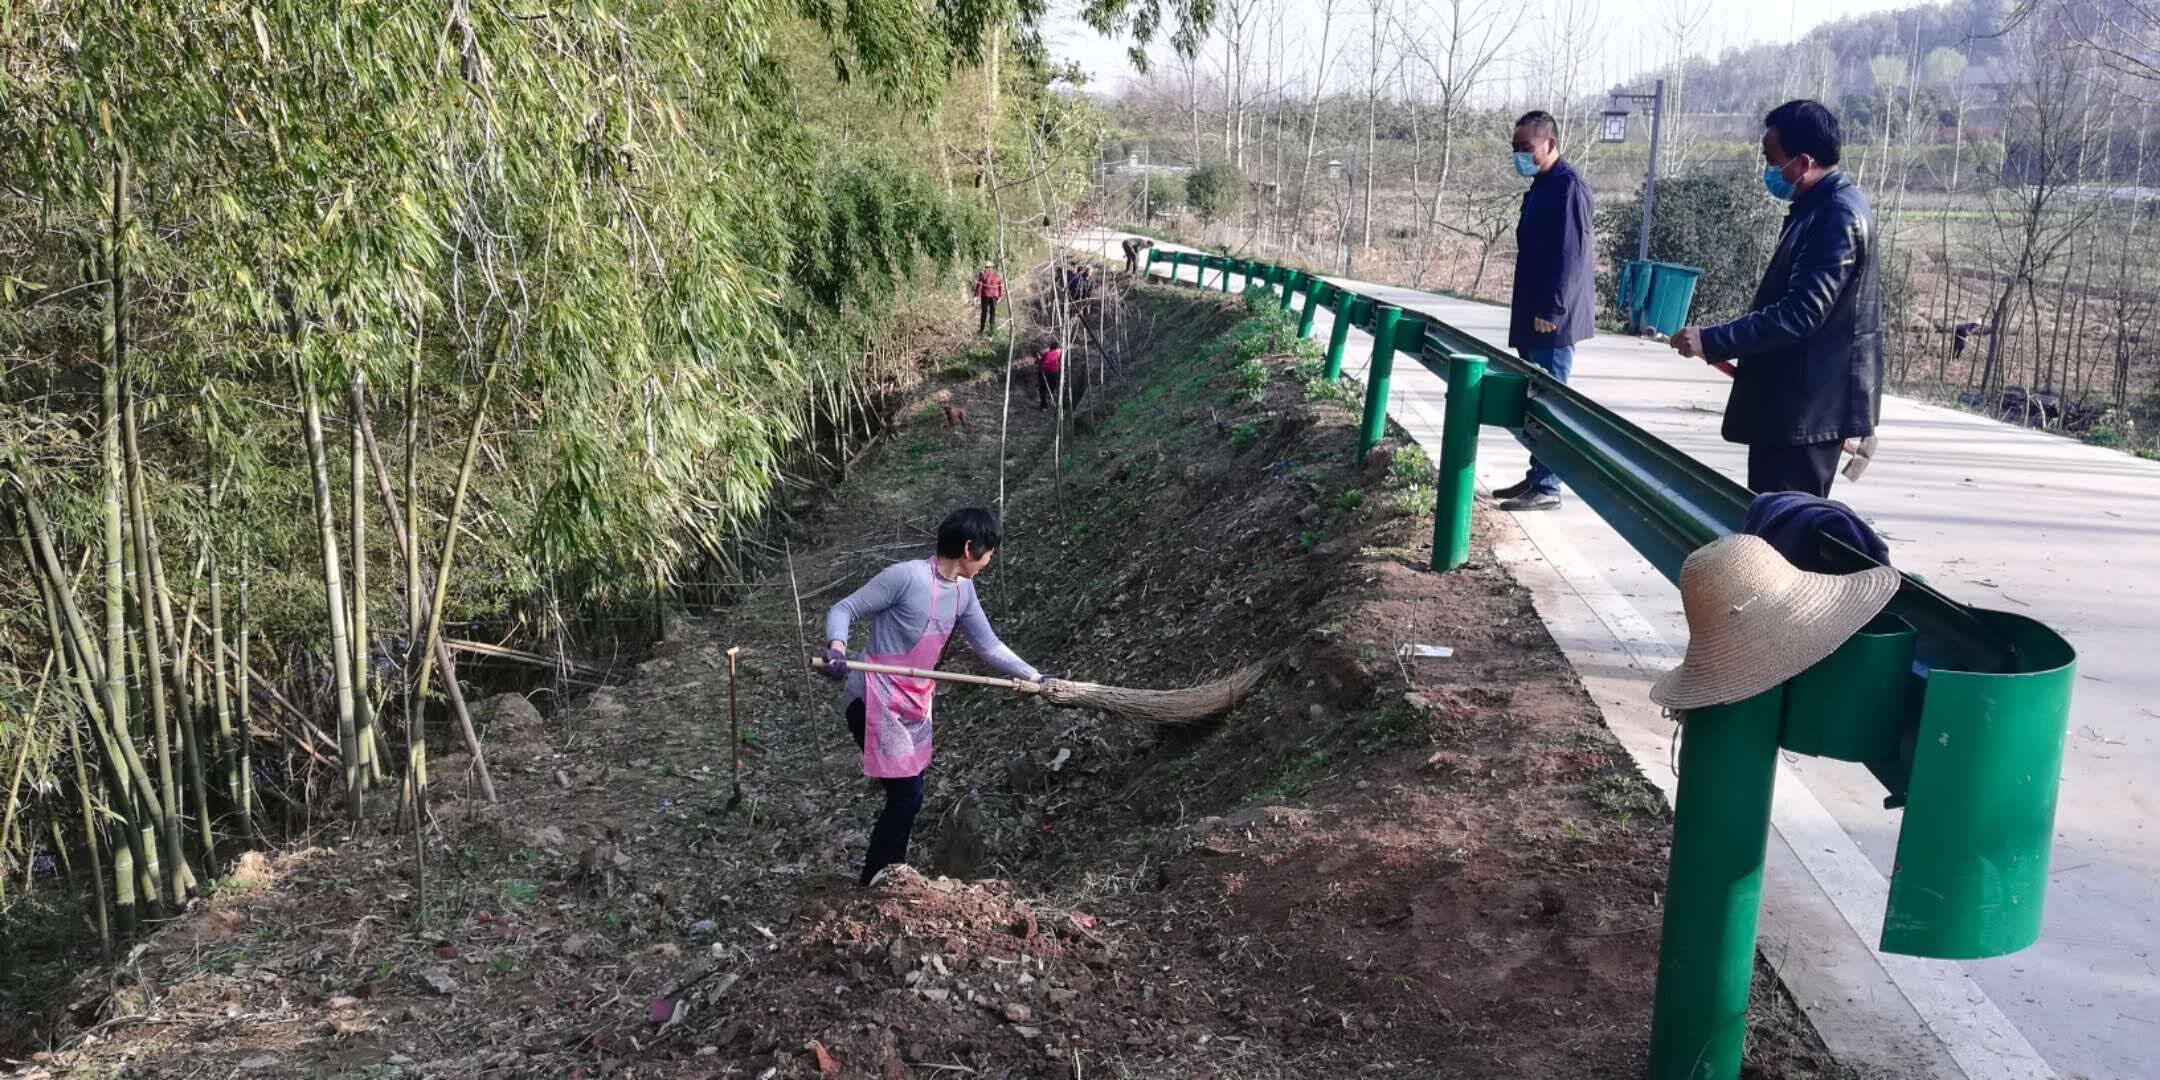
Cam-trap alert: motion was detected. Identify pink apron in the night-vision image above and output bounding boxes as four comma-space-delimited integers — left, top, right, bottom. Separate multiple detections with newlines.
861, 563, 951, 778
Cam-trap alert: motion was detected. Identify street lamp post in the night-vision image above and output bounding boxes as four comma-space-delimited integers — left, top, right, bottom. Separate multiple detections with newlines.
1604, 79, 1667, 266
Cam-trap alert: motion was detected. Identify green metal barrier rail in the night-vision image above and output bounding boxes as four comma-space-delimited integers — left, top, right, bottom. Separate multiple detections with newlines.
1139, 244, 2077, 1080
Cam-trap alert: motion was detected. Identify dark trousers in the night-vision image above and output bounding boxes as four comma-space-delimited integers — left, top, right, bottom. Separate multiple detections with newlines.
1038, 368, 1061, 409
846, 698, 925, 887
978, 297, 998, 334
1747, 441, 1843, 497
1520, 345, 1575, 494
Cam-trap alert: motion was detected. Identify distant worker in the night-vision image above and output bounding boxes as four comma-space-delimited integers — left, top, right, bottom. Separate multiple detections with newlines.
1672, 100, 1882, 498
972, 262, 1005, 335
1952, 320, 1980, 360
1122, 236, 1154, 274
1037, 340, 1065, 410
821, 509, 1047, 887
1495, 109, 1596, 512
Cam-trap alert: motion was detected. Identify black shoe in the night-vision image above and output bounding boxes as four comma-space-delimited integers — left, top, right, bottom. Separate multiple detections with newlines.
1498, 491, 1561, 512
1490, 479, 1535, 501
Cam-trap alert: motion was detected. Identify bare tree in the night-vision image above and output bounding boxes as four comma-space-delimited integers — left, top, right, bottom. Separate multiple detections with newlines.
1291, 0, 1348, 251
1975, 20, 2108, 399
1399, 0, 1521, 289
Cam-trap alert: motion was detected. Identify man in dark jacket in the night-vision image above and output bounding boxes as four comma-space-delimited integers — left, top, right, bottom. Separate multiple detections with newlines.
1497, 110, 1596, 511
1672, 100, 1882, 497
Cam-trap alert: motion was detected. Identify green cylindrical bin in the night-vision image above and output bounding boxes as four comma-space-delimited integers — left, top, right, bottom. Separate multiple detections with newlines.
1649, 689, 1784, 1080
1431, 354, 1486, 571
1357, 305, 1401, 464
1882, 609, 2076, 960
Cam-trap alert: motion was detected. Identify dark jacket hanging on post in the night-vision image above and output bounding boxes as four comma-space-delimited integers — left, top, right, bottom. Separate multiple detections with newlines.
1508, 158, 1597, 351
1700, 169, 1883, 447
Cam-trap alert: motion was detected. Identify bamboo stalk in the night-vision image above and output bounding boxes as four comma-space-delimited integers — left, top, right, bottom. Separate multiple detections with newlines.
298, 367, 365, 824
236, 559, 260, 828
207, 472, 247, 840
356, 392, 494, 803
349, 374, 384, 787
18, 500, 142, 935
412, 342, 503, 793
123, 390, 191, 901
51, 613, 112, 957
402, 336, 427, 922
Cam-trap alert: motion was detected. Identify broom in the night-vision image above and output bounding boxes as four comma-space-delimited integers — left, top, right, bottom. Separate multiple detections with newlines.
807, 657, 1268, 727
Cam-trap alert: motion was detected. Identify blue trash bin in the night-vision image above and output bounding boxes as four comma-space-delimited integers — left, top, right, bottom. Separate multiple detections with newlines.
1643, 262, 1705, 337
1616, 259, 1655, 329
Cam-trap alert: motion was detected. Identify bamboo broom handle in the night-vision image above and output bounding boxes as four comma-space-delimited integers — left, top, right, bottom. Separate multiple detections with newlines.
806, 657, 1041, 691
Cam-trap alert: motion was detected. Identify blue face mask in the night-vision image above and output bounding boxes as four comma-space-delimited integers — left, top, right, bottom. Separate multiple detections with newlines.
1763, 163, 1797, 201
1513, 151, 1540, 178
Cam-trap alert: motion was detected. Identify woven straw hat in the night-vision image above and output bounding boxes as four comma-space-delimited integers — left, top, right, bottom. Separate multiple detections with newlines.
1650, 534, 1900, 710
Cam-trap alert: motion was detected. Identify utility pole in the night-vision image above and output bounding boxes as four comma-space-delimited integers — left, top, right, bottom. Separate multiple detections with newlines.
1604, 79, 1666, 330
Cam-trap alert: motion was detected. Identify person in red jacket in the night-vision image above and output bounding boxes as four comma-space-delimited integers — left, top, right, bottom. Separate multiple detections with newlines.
1036, 341, 1063, 410
972, 263, 1005, 335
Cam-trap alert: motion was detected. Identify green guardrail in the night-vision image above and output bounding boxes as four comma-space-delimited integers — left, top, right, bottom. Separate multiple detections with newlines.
1138, 244, 2077, 1080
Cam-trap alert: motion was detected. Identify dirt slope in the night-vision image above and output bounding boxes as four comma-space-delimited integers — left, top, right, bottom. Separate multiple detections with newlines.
4, 282, 1879, 1079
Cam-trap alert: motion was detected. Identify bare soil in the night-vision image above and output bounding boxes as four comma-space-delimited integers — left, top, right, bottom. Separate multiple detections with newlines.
1, 281, 1888, 1079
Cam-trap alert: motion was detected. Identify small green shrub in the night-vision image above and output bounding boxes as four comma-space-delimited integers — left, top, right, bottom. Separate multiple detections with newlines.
2086, 426, 2122, 448
1231, 420, 1262, 450
1297, 530, 1320, 552
1334, 488, 1365, 511
1392, 484, 1434, 518
1387, 445, 1432, 487
1235, 356, 1270, 393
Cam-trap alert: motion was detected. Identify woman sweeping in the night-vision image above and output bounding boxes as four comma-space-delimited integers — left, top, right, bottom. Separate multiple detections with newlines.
820, 508, 1047, 886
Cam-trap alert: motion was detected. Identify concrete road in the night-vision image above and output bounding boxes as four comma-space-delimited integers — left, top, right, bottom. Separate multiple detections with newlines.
1078, 230, 2158, 1080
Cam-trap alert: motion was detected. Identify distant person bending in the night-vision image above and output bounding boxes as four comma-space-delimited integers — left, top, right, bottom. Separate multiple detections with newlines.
1037, 342, 1065, 410
972, 262, 1005, 335
1495, 109, 1596, 512
820, 509, 1046, 887
1672, 100, 1882, 498
1122, 236, 1154, 274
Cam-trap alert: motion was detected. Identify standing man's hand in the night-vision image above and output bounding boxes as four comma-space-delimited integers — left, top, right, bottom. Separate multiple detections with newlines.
1670, 327, 1705, 359
1533, 317, 1557, 334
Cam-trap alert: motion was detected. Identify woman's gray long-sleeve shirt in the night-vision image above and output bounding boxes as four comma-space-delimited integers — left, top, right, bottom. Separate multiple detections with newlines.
825, 559, 1039, 713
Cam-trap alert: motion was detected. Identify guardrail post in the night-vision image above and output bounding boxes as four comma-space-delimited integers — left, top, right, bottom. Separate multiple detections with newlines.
1649, 690, 1782, 1080
1220, 258, 1234, 294
1144, 248, 1162, 281
1432, 354, 1487, 571
1323, 290, 1354, 380
1277, 269, 1300, 313
1356, 305, 1402, 464
1298, 279, 1325, 339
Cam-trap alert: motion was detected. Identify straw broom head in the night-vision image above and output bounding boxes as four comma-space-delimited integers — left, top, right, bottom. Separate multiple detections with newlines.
1040, 662, 1269, 727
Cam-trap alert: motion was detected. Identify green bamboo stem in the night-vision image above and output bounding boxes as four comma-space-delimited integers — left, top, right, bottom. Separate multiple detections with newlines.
144, 503, 216, 875
402, 340, 427, 920
413, 345, 502, 746
298, 367, 365, 824
236, 558, 258, 831
43, 566, 115, 951
348, 374, 385, 787
122, 391, 191, 902
357, 389, 493, 803
207, 472, 247, 838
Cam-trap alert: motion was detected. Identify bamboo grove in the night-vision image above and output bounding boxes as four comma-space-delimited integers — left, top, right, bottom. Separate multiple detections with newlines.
0, 1, 1106, 956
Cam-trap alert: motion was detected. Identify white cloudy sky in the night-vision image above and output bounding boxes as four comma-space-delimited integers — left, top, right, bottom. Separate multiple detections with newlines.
1039, 0, 1923, 97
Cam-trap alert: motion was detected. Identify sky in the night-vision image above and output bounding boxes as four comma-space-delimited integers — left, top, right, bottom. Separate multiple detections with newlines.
1039, 0, 1925, 99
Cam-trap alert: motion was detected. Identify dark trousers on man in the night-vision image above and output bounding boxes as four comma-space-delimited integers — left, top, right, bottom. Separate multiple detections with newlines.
1747, 441, 1843, 498
1038, 368, 1061, 410
846, 698, 925, 887
1520, 345, 1575, 494
978, 297, 998, 334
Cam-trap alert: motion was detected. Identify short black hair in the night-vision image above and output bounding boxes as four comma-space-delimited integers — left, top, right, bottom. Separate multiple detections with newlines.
1514, 110, 1559, 141
937, 507, 1001, 559
1764, 99, 1842, 166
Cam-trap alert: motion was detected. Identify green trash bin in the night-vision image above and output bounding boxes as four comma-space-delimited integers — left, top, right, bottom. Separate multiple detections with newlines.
1642, 262, 1705, 337
1616, 260, 1654, 329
